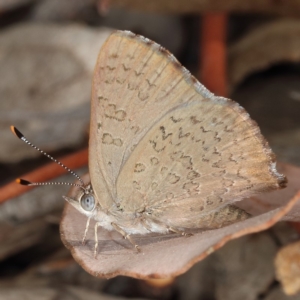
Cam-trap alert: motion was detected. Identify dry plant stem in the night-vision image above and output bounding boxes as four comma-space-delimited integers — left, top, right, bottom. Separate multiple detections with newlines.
288, 221, 300, 235
0, 148, 88, 204
200, 13, 227, 97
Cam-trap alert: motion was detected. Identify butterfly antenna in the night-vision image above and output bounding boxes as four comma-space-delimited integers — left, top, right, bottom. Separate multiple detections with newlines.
16, 178, 84, 189
11, 126, 85, 187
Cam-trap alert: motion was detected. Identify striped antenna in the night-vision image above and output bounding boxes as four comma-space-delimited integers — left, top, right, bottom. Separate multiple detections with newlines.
16, 178, 84, 189
11, 126, 85, 188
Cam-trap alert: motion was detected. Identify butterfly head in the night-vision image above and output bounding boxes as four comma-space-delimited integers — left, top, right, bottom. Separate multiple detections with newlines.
63, 184, 98, 217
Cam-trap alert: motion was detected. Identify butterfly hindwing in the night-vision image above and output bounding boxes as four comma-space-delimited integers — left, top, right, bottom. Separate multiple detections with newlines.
116, 98, 283, 228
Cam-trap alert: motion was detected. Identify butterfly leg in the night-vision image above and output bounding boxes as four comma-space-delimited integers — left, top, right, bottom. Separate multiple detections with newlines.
168, 227, 193, 237
94, 222, 101, 258
111, 223, 141, 252
82, 217, 91, 245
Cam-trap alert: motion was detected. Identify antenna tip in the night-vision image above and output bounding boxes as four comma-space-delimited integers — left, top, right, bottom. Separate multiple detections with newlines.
10, 126, 23, 139
16, 178, 32, 186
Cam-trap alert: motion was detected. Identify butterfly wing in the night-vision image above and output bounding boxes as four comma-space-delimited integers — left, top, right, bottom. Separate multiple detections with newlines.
90, 31, 214, 209
116, 97, 286, 228
90, 31, 285, 228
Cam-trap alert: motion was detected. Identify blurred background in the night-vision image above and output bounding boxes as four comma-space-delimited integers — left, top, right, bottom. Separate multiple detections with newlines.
1, 0, 300, 299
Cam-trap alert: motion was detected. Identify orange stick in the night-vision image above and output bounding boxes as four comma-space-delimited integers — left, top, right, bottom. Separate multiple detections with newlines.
288, 222, 300, 235
0, 148, 88, 204
200, 13, 228, 97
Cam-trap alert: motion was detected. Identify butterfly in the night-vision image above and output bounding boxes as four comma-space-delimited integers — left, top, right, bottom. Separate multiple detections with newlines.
14, 30, 286, 258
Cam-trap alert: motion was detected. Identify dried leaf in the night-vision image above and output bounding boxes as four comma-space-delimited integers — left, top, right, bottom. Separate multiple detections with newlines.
275, 240, 300, 295
229, 20, 300, 88
264, 287, 300, 300
214, 233, 277, 300
60, 163, 300, 279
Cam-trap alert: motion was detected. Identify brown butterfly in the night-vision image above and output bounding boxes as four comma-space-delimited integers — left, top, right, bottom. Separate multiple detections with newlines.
14, 30, 286, 258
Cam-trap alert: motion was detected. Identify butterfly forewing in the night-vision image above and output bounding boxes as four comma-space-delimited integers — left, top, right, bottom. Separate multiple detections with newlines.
90, 31, 285, 228
90, 31, 210, 208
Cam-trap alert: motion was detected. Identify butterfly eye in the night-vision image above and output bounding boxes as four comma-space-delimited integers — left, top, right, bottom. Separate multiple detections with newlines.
80, 194, 95, 211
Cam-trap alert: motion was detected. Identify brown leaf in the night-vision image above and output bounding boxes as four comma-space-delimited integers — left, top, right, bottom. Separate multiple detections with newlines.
214, 232, 277, 300
229, 20, 300, 89
264, 287, 300, 300
60, 163, 300, 279
275, 240, 300, 295
238, 162, 300, 220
